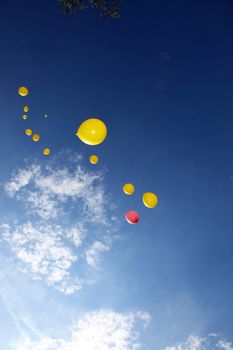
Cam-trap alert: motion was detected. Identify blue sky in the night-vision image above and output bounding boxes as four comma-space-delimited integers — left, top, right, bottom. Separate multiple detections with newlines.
0, 0, 233, 349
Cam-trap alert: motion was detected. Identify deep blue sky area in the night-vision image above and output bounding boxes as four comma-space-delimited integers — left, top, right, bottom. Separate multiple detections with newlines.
0, 0, 233, 349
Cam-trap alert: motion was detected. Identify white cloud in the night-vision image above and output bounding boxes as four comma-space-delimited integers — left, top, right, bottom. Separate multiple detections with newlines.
26, 191, 59, 220
1, 157, 118, 294
15, 309, 150, 350
0, 218, 115, 294
4, 163, 107, 223
5, 165, 40, 197
218, 340, 233, 350
1, 221, 82, 294
165, 335, 205, 350
86, 241, 110, 268
166, 335, 233, 350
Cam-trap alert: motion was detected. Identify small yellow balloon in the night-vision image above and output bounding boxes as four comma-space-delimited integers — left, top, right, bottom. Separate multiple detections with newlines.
43, 148, 51, 155
22, 114, 28, 120
143, 192, 158, 208
76, 118, 107, 146
24, 106, 29, 112
89, 155, 99, 164
32, 133, 40, 142
18, 86, 29, 97
25, 128, 32, 136
123, 183, 135, 195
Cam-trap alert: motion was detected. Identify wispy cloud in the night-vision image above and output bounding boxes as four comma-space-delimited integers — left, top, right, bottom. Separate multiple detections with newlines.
218, 340, 233, 350
1, 221, 82, 294
1, 155, 119, 294
86, 241, 110, 268
4, 162, 107, 223
165, 335, 204, 350
5, 165, 40, 197
165, 334, 233, 350
15, 309, 150, 350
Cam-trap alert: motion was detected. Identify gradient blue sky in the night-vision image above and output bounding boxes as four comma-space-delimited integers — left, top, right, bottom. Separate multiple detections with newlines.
0, 0, 233, 349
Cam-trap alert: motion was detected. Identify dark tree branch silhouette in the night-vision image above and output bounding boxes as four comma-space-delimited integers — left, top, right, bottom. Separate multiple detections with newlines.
59, 0, 121, 18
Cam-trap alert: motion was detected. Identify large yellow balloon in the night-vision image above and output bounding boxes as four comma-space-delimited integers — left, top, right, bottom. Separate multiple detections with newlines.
24, 106, 29, 112
76, 118, 107, 146
143, 192, 158, 208
22, 114, 28, 120
123, 183, 135, 195
43, 148, 51, 155
32, 133, 40, 142
25, 128, 32, 136
89, 155, 99, 164
18, 86, 29, 97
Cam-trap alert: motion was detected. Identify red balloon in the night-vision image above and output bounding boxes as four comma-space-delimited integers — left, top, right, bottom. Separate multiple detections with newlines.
125, 210, 140, 224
